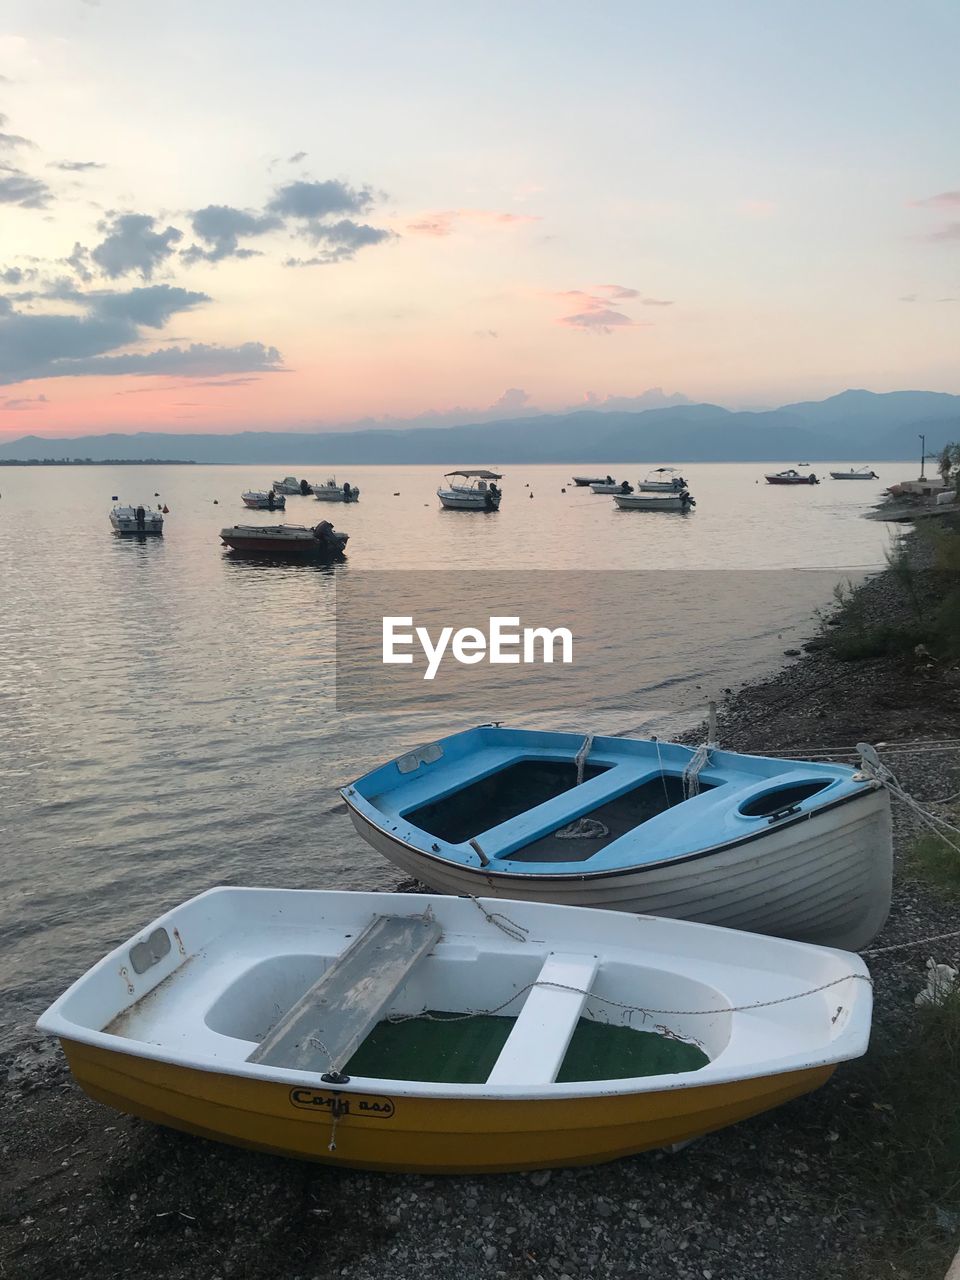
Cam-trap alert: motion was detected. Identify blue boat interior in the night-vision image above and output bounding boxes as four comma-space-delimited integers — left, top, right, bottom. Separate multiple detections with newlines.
344, 726, 867, 874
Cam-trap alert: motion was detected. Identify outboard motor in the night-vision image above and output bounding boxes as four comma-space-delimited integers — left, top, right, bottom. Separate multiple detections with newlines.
343, 481, 351, 498
300, 479, 311, 495
135, 505, 145, 529
268, 492, 276, 510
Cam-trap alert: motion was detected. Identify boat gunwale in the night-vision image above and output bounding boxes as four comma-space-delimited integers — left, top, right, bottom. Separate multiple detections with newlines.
342, 768, 882, 879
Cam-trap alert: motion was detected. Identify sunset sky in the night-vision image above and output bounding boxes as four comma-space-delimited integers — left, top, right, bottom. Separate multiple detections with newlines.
1, 0, 958, 436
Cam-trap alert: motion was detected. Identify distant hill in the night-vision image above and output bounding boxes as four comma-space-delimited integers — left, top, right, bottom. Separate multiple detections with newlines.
1, 389, 957, 465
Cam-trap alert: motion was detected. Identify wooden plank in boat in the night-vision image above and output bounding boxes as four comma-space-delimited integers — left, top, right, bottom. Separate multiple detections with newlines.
486, 952, 599, 1086
247, 912, 442, 1073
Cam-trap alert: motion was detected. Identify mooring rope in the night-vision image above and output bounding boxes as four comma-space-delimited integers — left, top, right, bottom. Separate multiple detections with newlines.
555, 732, 611, 840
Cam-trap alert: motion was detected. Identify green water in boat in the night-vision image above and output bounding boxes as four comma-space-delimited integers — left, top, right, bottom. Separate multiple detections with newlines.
344, 1013, 708, 1084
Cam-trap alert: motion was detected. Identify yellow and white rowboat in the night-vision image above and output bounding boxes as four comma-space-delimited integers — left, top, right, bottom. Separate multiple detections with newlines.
37, 888, 871, 1173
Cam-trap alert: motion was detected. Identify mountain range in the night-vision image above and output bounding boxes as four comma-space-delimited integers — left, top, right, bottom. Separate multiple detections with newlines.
1, 390, 958, 465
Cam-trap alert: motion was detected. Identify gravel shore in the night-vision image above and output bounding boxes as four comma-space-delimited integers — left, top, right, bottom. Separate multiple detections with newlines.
3, 548, 959, 1280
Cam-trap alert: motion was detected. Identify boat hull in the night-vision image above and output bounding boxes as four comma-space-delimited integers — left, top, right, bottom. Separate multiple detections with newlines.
346, 788, 891, 951
614, 494, 692, 511
438, 494, 501, 510
830, 473, 877, 481
59, 1037, 833, 1172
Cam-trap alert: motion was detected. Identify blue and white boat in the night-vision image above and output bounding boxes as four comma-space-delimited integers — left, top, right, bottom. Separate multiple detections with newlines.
341, 727, 892, 950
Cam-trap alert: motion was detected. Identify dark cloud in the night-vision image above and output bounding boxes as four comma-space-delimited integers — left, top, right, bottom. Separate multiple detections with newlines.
89, 213, 183, 279
0, 288, 282, 385
560, 306, 635, 332
1, 393, 48, 409
288, 151, 307, 163
267, 179, 375, 220
597, 285, 640, 300
50, 341, 283, 380
285, 219, 393, 265
182, 204, 283, 263
90, 284, 209, 328
0, 132, 34, 150
0, 166, 51, 209
641, 298, 674, 306
65, 241, 94, 282
49, 159, 106, 172
928, 223, 960, 243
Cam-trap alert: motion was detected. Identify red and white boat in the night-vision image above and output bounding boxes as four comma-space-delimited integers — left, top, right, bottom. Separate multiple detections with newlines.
220, 522, 348, 557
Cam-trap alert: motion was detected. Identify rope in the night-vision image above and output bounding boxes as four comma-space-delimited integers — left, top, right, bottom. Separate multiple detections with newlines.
555, 733, 610, 840
468, 895, 529, 942
653, 736, 673, 809
862, 930, 960, 958
682, 743, 711, 799
386, 972, 872, 1026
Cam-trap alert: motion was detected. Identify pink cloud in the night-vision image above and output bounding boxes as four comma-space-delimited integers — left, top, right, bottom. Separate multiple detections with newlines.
927, 222, 960, 242
738, 199, 778, 218
406, 209, 541, 237
912, 191, 960, 208
554, 285, 669, 332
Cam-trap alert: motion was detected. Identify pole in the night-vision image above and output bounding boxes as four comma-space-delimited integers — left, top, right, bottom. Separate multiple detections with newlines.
919, 433, 926, 481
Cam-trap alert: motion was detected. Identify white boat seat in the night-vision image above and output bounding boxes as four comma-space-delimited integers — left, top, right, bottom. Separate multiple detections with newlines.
486, 951, 599, 1086
247, 911, 442, 1073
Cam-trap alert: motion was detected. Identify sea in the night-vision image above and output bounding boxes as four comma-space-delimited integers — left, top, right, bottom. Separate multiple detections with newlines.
0, 461, 895, 1050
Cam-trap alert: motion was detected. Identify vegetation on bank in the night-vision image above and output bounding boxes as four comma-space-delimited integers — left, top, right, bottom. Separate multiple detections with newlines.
833, 986, 960, 1280
827, 509, 960, 662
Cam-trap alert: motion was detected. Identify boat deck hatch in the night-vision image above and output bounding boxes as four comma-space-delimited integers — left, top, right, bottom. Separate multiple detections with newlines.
739, 780, 831, 818
508, 773, 713, 863
405, 758, 611, 844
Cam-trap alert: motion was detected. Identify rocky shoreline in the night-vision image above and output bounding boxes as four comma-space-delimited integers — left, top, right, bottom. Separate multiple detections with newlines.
3, 547, 960, 1280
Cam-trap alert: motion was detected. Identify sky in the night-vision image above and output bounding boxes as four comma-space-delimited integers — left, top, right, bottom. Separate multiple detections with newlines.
0, 0, 958, 437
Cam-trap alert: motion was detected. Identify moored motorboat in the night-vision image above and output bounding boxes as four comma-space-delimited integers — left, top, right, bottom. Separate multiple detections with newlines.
220, 522, 348, 557
589, 476, 633, 494
37, 887, 872, 1172
242, 490, 285, 510
765, 469, 819, 485
636, 467, 689, 492
572, 475, 606, 487
342, 727, 892, 950
614, 490, 695, 512
272, 476, 305, 495
313, 477, 360, 503
110, 504, 164, 535
830, 466, 879, 480
438, 470, 503, 510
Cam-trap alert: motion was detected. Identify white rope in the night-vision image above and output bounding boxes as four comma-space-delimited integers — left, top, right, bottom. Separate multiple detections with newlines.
857, 744, 960, 856
682, 743, 711, 799
555, 733, 610, 840
467, 895, 529, 942
386, 972, 872, 1026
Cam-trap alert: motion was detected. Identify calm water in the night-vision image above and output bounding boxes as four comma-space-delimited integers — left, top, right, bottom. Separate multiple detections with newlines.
0, 462, 892, 1049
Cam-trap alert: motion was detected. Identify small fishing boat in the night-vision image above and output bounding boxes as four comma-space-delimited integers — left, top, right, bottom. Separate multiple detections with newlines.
614, 491, 695, 512
242, 490, 285, 510
636, 467, 689, 493
589, 477, 633, 494
438, 470, 503, 511
313, 477, 360, 503
830, 467, 879, 481
220, 522, 348, 557
272, 476, 306, 495
765, 469, 819, 485
110, 504, 163, 535
572, 475, 606, 487
36, 887, 872, 1172
342, 727, 892, 951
